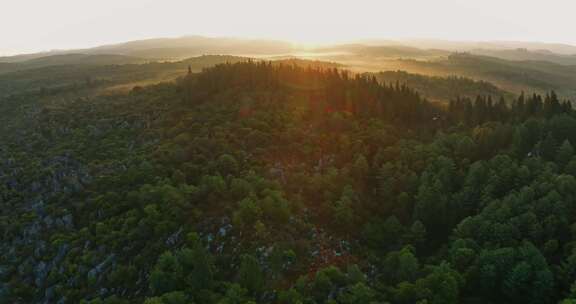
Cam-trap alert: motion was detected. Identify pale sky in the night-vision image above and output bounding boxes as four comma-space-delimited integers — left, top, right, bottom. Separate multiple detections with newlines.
1, 0, 575, 55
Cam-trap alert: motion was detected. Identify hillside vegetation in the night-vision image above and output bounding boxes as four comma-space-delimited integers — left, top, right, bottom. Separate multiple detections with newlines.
371, 70, 513, 102
2, 61, 576, 304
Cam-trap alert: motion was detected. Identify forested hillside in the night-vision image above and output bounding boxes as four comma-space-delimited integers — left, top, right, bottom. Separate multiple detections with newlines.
3, 61, 576, 304
371, 71, 512, 102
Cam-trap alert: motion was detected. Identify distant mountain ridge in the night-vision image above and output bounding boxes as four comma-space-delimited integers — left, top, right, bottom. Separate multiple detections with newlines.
376, 38, 576, 55
2, 36, 576, 64
0, 36, 296, 63
468, 48, 576, 65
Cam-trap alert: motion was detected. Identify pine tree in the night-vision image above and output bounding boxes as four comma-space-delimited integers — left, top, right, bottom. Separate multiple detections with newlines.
540, 132, 557, 160
557, 140, 574, 168
238, 254, 264, 295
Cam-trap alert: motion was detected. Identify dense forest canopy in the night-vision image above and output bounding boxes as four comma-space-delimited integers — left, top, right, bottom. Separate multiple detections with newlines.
2, 59, 576, 304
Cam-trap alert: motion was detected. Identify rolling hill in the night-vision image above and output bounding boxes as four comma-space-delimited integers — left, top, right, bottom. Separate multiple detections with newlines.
0, 54, 146, 74
2, 36, 576, 101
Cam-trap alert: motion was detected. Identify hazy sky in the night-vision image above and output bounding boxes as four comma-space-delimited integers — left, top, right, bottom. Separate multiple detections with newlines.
2, 0, 575, 55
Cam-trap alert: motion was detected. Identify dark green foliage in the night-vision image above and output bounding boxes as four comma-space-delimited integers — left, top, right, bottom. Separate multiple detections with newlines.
237, 255, 265, 295
3, 60, 576, 304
